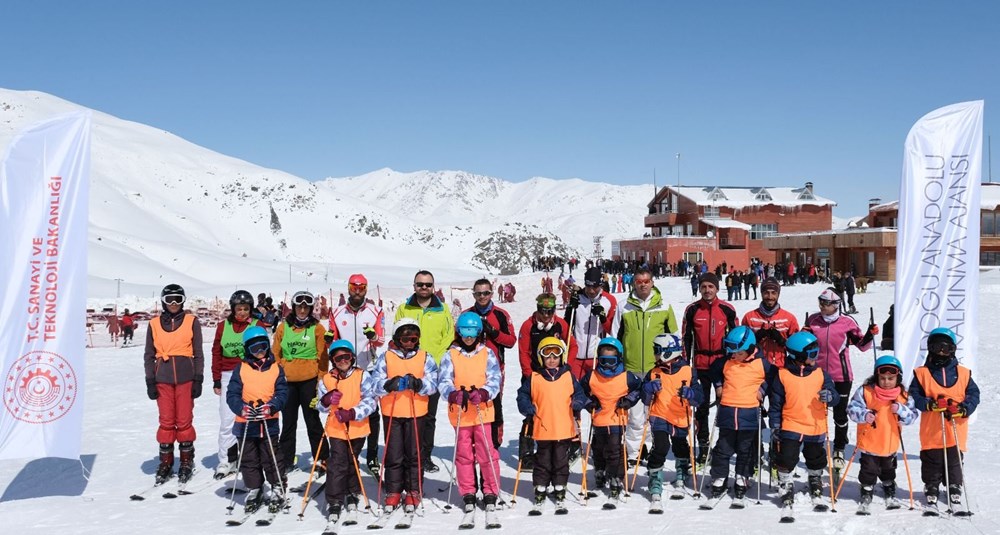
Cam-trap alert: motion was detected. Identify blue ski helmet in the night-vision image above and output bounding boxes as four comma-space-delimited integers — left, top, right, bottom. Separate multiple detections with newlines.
786, 331, 819, 362
328, 339, 356, 357
723, 326, 756, 354
928, 327, 957, 345
456, 312, 483, 338
874, 353, 902, 374
652, 333, 684, 363
596, 337, 624, 377
242, 325, 271, 358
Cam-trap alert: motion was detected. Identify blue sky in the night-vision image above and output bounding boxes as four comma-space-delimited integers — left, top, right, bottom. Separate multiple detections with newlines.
3, 2, 998, 216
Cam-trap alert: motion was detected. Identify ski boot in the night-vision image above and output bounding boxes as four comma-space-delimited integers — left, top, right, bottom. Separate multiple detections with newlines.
462, 494, 477, 514
177, 441, 195, 484
733, 476, 748, 500
696, 441, 710, 467
267, 487, 286, 513
593, 469, 607, 489
710, 478, 727, 499
608, 477, 624, 500
567, 440, 582, 465
367, 458, 381, 478
553, 485, 566, 503
533, 486, 548, 507
924, 484, 939, 505
860, 485, 873, 506
647, 468, 663, 497
483, 493, 498, 513
384, 492, 402, 513
807, 471, 824, 499
214, 461, 234, 480
948, 484, 962, 506
519, 435, 536, 471
778, 472, 794, 506
832, 449, 845, 473
327, 502, 342, 523
883, 481, 900, 509
245, 488, 263, 513
672, 458, 690, 491
155, 443, 174, 485
403, 492, 420, 513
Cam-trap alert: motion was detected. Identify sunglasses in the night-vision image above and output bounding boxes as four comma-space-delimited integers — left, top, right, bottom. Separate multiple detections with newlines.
348, 283, 367, 292
473, 291, 493, 297
876, 365, 900, 376
818, 298, 840, 306
584, 281, 602, 288
539, 346, 564, 359
293, 294, 315, 306
162, 294, 185, 305
414, 282, 434, 288
246, 340, 269, 356
634, 278, 653, 284
537, 307, 556, 315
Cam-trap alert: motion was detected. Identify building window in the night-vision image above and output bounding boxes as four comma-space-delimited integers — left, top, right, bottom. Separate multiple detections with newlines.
704, 206, 720, 218
750, 223, 778, 240
981, 252, 1000, 266
753, 188, 772, 201
706, 187, 727, 201
983, 211, 997, 237
866, 251, 875, 276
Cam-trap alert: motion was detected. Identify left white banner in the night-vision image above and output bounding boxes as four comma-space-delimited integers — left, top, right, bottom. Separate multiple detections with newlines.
0, 111, 91, 460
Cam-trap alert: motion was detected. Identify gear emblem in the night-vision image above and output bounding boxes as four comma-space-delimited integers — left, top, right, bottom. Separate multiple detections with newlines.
4, 350, 77, 423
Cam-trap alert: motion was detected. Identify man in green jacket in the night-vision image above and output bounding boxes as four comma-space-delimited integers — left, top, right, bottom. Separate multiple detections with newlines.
394, 270, 454, 473
617, 268, 678, 465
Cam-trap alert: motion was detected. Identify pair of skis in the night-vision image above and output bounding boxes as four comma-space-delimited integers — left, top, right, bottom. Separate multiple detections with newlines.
365, 505, 418, 530
458, 505, 501, 530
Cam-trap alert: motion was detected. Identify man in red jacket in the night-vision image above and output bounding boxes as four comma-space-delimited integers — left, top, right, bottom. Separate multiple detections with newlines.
740, 277, 799, 368
463, 278, 517, 448
516, 293, 578, 469
681, 272, 737, 464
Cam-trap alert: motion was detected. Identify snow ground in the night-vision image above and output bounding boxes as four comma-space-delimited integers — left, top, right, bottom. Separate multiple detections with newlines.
2, 273, 999, 534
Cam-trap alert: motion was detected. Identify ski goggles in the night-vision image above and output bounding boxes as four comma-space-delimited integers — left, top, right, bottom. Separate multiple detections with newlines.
584, 280, 602, 288
348, 283, 367, 293
795, 346, 820, 361
536, 306, 556, 316
539, 345, 565, 360
653, 345, 679, 357
246, 339, 270, 356
161, 294, 185, 306
292, 292, 315, 306
396, 334, 419, 345
928, 340, 956, 354
876, 365, 901, 376
473, 290, 493, 297
633, 277, 653, 285
818, 297, 840, 307
332, 350, 355, 363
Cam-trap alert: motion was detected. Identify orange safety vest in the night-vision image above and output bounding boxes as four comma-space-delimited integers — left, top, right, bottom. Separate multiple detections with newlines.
588, 372, 629, 427
648, 366, 693, 428
530, 371, 576, 441
778, 368, 827, 436
322, 370, 371, 440
915, 366, 970, 451
447, 347, 495, 427
150, 315, 195, 360
855, 385, 906, 457
234, 363, 280, 423
720, 358, 766, 409
379, 349, 430, 418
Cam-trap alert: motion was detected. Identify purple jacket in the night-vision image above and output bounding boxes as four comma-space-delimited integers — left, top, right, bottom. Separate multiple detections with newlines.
804, 313, 872, 383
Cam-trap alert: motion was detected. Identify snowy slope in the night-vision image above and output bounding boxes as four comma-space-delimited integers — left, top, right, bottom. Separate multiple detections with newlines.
2, 275, 997, 534
0, 89, 650, 297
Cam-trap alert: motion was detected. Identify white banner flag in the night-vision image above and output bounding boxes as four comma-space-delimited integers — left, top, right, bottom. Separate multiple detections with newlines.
0, 111, 91, 460
895, 101, 983, 384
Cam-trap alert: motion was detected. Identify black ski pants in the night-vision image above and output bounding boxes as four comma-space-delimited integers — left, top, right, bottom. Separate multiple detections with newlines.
694, 372, 715, 448
326, 437, 365, 506
366, 405, 381, 463
533, 439, 571, 488
592, 425, 624, 479
709, 428, 758, 481
647, 430, 690, 471
774, 438, 826, 473
420, 393, 440, 466
920, 446, 963, 487
240, 434, 283, 490
384, 414, 424, 496
279, 378, 327, 471
832, 381, 852, 451
857, 452, 897, 487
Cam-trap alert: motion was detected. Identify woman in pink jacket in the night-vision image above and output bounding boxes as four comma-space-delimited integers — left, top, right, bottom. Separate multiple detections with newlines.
802, 288, 877, 471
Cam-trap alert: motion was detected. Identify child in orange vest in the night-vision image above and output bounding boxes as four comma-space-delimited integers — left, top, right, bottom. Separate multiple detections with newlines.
580, 337, 642, 504
226, 326, 288, 514
907, 327, 980, 510
317, 340, 377, 523
768, 331, 839, 510
516, 337, 588, 513
439, 312, 503, 518
641, 333, 703, 504
846, 354, 917, 511
707, 326, 771, 503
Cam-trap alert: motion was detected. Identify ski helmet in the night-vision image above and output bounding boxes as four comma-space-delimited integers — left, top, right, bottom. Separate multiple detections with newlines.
723, 326, 756, 355
786, 331, 819, 362
652, 333, 683, 363
537, 336, 567, 365
874, 353, 902, 375
392, 318, 420, 349
161, 284, 186, 307
596, 337, 624, 377
928, 327, 957, 345
230, 290, 254, 309
927, 326, 957, 361
291, 290, 315, 308
242, 325, 271, 358
456, 312, 484, 338
328, 339, 356, 366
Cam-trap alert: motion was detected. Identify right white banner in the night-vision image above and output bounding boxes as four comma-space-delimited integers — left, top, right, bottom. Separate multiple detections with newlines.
895, 100, 983, 384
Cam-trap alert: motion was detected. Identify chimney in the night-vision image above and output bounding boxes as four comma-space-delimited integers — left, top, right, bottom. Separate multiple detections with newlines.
868, 198, 882, 210
804, 181, 814, 194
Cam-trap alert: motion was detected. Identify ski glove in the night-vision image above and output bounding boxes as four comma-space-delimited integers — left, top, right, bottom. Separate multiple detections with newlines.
146, 379, 159, 400
213, 379, 223, 391
946, 400, 968, 419
818, 389, 835, 404
396, 375, 410, 392
404, 374, 423, 393
679, 385, 698, 401
590, 302, 606, 321
363, 326, 377, 340
468, 388, 490, 406
321, 389, 342, 408
929, 395, 950, 412
523, 404, 537, 417
482, 321, 498, 339
259, 404, 273, 418
191, 376, 203, 399
864, 411, 876, 424
384, 376, 402, 392
615, 396, 633, 409
642, 379, 662, 396
323, 331, 336, 344
567, 292, 580, 311
241, 404, 260, 419
447, 390, 467, 406
335, 408, 356, 423
308, 396, 319, 409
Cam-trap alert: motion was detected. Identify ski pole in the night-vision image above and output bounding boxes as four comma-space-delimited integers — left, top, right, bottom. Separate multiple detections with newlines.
263, 421, 288, 509
476, 401, 505, 506
629, 405, 650, 492
344, 421, 373, 514
226, 418, 252, 514
579, 410, 596, 503
825, 429, 837, 512
376, 393, 398, 509
444, 388, 466, 511
897, 422, 915, 510
950, 417, 970, 514
940, 411, 952, 513
409, 395, 425, 514
833, 447, 858, 500
619, 408, 630, 498
510, 421, 530, 508
298, 428, 328, 518
687, 397, 699, 497
756, 405, 763, 505
696, 412, 717, 496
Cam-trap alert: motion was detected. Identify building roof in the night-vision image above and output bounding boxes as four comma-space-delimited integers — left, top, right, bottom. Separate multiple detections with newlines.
871, 183, 1000, 212
700, 218, 752, 231
662, 185, 836, 208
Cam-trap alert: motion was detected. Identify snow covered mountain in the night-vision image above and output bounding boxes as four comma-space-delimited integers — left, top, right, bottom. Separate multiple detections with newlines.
0, 89, 650, 296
